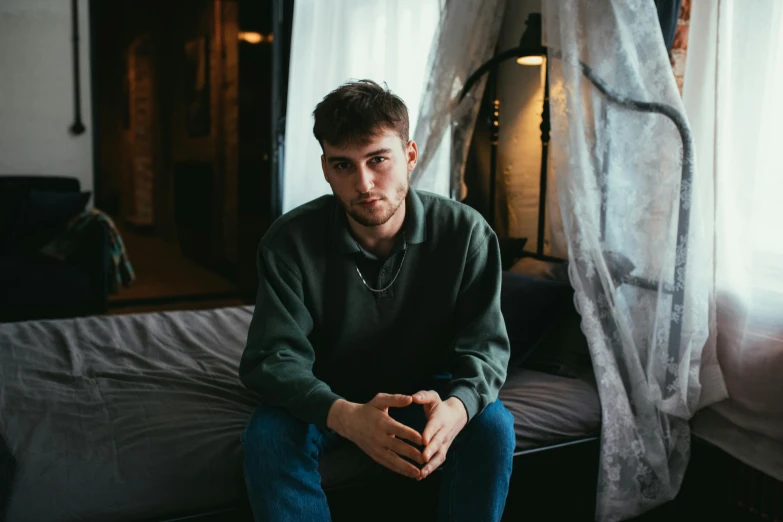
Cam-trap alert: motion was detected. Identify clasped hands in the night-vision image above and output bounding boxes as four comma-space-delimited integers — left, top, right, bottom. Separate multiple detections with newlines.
326, 391, 467, 480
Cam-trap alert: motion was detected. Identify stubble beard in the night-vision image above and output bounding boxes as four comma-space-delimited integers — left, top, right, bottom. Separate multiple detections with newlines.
344, 181, 409, 227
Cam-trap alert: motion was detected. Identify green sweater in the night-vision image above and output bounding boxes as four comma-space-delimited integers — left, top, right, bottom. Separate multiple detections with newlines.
239, 188, 510, 429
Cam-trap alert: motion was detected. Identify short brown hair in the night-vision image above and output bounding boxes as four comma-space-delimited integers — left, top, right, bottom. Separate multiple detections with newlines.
312, 79, 409, 148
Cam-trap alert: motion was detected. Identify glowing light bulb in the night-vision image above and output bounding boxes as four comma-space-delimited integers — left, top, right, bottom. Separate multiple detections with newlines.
238, 32, 263, 44
516, 55, 544, 66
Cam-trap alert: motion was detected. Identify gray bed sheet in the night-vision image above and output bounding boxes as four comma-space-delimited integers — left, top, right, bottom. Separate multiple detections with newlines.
0, 306, 600, 522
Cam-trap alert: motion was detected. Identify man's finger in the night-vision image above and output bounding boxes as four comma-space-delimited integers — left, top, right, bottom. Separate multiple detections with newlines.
411, 390, 440, 405
371, 393, 413, 409
379, 450, 421, 480
388, 436, 425, 466
421, 448, 447, 478
387, 418, 423, 446
422, 421, 443, 448
423, 430, 449, 461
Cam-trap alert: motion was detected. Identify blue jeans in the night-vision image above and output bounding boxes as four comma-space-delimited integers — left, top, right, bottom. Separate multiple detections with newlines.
242, 399, 515, 522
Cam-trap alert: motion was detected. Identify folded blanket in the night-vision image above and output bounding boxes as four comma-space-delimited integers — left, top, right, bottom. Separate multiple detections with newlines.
40, 209, 135, 293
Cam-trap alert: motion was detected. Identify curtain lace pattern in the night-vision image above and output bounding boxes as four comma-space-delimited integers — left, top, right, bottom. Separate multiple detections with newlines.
542, 0, 721, 519
412, 2, 724, 518
409, 0, 508, 198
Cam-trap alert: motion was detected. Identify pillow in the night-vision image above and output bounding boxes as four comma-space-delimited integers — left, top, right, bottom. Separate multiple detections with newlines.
508, 254, 569, 281
504, 250, 635, 378
4, 190, 91, 253
510, 250, 637, 286
500, 271, 576, 366
498, 237, 528, 270
521, 300, 592, 378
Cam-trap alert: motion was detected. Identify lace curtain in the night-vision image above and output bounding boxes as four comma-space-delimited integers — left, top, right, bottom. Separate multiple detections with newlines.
542, 0, 725, 519
412, 1, 727, 518
409, 0, 508, 198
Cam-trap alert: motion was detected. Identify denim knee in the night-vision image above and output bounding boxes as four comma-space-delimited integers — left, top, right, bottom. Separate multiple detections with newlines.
242, 405, 318, 469
466, 400, 516, 458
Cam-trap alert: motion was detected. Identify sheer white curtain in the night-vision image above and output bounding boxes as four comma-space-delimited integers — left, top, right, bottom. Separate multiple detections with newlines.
543, 0, 724, 519
282, 0, 441, 213
685, 0, 783, 480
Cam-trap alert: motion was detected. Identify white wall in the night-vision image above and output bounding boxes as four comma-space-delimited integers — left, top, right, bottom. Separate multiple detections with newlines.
0, 0, 93, 193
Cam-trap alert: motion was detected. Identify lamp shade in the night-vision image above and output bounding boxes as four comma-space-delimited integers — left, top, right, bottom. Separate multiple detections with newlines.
516, 13, 546, 64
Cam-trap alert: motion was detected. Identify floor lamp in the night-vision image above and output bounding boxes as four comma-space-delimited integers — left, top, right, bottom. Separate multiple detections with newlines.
460, 12, 549, 254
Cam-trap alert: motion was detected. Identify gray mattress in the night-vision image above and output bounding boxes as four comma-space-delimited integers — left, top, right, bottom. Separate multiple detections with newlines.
0, 306, 600, 522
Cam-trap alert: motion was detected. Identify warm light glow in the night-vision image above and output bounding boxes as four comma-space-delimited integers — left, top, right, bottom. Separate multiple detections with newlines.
238, 32, 263, 44
516, 55, 544, 66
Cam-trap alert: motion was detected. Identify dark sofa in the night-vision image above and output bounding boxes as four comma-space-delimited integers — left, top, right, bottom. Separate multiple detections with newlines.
0, 176, 110, 323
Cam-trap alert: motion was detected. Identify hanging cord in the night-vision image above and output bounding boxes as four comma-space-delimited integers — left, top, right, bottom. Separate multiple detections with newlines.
69, 0, 86, 136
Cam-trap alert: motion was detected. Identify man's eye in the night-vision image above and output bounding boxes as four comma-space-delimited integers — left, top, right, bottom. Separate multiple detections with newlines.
334, 162, 351, 170
371, 157, 387, 164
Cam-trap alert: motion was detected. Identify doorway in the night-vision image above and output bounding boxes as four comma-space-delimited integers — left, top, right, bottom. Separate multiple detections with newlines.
89, 0, 279, 313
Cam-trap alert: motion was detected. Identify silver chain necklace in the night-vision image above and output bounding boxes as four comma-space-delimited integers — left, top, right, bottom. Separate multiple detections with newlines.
354, 247, 407, 293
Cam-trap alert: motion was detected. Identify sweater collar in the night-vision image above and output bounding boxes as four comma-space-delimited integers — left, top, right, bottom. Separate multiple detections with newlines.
333, 187, 427, 255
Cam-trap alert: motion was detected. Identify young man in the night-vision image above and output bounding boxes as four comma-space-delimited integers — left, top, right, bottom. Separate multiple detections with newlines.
240, 80, 514, 521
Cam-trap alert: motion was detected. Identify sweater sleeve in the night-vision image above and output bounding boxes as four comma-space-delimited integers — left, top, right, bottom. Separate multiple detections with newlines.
443, 228, 510, 422
239, 243, 342, 429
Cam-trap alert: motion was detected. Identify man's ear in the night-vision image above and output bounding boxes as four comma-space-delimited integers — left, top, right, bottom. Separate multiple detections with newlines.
321, 154, 328, 182
407, 140, 419, 173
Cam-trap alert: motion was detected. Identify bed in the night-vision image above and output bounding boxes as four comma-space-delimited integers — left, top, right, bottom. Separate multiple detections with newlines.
0, 272, 600, 522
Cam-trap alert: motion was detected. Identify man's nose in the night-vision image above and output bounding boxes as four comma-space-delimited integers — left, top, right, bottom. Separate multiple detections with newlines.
355, 167, 374, 194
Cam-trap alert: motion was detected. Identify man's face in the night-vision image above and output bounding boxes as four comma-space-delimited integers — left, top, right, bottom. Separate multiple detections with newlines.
321, 128, 417, 228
